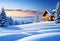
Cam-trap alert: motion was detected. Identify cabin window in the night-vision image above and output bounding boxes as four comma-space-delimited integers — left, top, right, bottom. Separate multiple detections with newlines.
49, 17, 51, 20
53, 17, 54, 20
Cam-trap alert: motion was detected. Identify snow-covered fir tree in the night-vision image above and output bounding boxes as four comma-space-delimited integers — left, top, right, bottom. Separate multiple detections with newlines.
8, 17, 14, 25
35, 11, 40, 22
54, 2, 60, 23
0, 7, 7, 27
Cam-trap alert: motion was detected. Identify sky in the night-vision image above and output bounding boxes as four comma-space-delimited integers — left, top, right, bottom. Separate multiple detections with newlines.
0, 0, 60, 11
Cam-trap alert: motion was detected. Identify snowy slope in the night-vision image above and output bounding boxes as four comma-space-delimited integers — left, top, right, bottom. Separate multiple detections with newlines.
17, 21, 60, 41
17, 32, 60, 41
0, 21, 60, 41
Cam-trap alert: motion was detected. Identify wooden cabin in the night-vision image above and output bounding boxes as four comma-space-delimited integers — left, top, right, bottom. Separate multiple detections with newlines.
43, 10, 54, 21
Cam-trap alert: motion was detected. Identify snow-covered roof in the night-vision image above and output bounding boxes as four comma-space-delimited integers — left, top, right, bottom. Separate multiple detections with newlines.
48, 10, 54, 16
52, 9, 57, 12
43, 9, 54, 16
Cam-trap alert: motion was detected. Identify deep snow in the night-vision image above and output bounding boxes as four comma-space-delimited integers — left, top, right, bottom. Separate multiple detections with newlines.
0, 21, 60, 41
17, 32, 60, 41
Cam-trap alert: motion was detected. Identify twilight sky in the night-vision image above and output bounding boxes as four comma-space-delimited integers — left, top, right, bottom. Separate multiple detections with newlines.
0, 0, 60, 11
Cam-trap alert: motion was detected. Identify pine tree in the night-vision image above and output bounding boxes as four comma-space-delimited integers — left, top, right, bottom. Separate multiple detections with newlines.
0, 7, 7, 27
9, 17, 13, 25
35, 11, 40, 22
54, 2, 60, 23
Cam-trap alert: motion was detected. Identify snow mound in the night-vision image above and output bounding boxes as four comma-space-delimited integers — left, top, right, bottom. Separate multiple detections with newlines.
17, 32, 60, 41
0, 21, 60, 41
